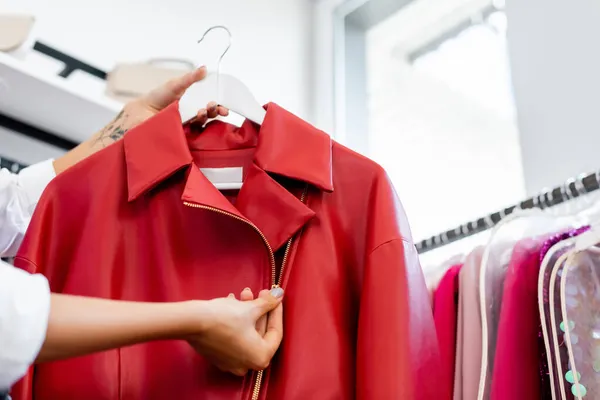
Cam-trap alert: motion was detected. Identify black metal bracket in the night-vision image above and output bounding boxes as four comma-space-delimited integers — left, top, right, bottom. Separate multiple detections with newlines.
33, 41, 108, 80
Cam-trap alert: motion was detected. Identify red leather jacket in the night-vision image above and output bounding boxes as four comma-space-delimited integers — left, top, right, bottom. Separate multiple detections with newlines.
13, 103, 443, 400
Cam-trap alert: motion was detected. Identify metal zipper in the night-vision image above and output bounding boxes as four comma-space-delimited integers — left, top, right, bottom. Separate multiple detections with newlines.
251, 186, 307, 400
184, 185, 308, 400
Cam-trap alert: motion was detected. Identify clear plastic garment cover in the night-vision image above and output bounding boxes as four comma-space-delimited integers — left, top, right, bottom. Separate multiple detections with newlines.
477, 209, 576, 400
556, 231, 600, 398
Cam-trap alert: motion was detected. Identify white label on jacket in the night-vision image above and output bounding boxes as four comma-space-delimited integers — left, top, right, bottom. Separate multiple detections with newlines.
200, 167, 243, 187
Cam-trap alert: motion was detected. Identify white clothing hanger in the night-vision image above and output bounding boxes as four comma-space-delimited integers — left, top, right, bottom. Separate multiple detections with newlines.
178, 25, 266, 126
180, 26, 266, 191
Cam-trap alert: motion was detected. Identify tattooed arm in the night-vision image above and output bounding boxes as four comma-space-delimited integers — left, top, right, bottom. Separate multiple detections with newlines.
52, 66, 228, 174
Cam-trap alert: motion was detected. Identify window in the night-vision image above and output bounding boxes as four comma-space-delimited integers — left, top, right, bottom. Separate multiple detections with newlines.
364, 1, 524, 265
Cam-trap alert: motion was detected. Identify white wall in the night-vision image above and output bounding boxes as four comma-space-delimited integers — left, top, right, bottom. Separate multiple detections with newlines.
3, 0, 314, 121
505, 0, 600, 194
311, 0, 343, 135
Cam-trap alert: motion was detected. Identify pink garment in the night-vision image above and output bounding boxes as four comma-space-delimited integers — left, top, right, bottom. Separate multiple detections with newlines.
433, 264, 462, 399
454, 247, 484, 400
427, 254, 464, 306
491, 237, 545, 400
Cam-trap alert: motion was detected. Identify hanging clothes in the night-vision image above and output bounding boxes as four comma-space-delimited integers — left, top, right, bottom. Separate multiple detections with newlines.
544, 240, 579, 400
556, 242, 600, 398
419, 171, 600, 400
491, 236, 548, 400
427, 254, 463, 305
538, 227, 589, 399
454, 246, 484, 400
433, 263, 462, 399
10, 102, 442, 400
478, 239, 515, 399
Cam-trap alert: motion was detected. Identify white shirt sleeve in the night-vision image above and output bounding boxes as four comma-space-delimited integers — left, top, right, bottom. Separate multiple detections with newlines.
0, 259, 50, 391
0, 159, 56, 258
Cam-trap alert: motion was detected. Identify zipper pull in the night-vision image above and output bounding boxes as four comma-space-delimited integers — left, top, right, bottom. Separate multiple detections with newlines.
271, 284, 280, 289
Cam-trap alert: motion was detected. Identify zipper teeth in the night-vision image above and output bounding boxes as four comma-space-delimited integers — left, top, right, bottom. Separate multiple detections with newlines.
275, 186, 308, 287
253, 186, 307, 400
185, 185, 308, 400
252, 371, 263, 400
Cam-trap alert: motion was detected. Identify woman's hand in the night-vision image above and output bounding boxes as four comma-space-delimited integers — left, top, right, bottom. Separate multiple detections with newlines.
189, 288, 284, 376
53, 66, 228, 174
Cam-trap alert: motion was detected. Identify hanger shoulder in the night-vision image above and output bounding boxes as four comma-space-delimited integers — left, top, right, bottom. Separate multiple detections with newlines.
178, 72, 265, 125
218, 74, 265, 125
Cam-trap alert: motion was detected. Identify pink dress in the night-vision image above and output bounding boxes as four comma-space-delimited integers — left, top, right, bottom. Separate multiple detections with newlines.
491, 238, 546, 399
433, 264, 462, 399
454, 247, 484, 400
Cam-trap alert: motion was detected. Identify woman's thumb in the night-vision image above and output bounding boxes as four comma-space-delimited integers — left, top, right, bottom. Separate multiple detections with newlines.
252, 288, 284, 318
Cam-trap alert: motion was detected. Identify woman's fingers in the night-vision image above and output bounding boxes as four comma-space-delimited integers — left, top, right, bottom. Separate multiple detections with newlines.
255, 290, 272, 336
206, 101, 219, 119
231, 368, 249, 377
240, 288, 254, 301
193, 102, 228, 125
262, 302, 284, 356
217, 105, 229, 116
166, 66, 208, 99
195, 108, 208, 125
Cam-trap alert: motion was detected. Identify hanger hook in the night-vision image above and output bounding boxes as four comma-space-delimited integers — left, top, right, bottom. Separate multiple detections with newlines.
540, 187, 553, 208
565, 177, 577, 198
559, 183, 569, 201
531, 194, 538, 209
198, 25, 232, 75
538, 189, 547, 209
574, 173, 587, 196
440, 231, 449, 244
484, 214, 494, 228
197, 25, 232, 103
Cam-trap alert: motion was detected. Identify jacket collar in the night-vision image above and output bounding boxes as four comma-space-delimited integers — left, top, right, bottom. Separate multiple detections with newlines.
123, 102, 333, 201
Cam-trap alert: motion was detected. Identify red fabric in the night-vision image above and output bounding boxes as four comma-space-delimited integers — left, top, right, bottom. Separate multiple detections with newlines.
12, 103, 443, 400
433, 264, 462, 399
491, 238, 544, 400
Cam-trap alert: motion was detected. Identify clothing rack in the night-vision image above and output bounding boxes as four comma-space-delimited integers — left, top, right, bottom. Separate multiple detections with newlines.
416, 171, 600, 254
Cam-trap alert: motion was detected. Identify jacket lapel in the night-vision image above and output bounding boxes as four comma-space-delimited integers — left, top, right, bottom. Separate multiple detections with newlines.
236, 163, 315, 251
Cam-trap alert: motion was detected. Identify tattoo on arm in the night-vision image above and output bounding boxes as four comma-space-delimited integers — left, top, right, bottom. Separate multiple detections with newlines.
93, 110, 130, 148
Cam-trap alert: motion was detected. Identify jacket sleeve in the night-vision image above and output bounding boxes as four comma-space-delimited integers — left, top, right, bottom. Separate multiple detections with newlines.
356, 170, 444, 399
